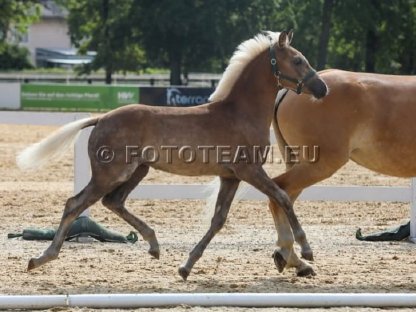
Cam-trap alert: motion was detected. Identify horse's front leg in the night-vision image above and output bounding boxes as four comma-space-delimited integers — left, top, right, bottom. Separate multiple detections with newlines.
234, 164, 314, 276
270, 187, 313, 262
268, 200, 315, 276
178, 177, 240, 281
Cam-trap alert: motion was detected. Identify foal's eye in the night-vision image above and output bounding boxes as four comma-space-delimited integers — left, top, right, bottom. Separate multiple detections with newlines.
293, 57, 302, 66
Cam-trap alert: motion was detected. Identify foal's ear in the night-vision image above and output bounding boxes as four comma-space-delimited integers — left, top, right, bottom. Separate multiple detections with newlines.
278, 31, 289, 48
287, 29, 294, 44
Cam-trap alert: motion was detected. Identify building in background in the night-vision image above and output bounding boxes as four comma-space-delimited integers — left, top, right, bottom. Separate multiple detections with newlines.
17, 0, 93, 68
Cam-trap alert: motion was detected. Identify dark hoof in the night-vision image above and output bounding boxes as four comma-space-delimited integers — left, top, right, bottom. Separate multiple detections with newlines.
272, 250, 287, 273
301, 250, 314, 261
178, 266, 190, 281
149, 248, 160, 260
297, 266, 316, 277
27, 258, 36, 271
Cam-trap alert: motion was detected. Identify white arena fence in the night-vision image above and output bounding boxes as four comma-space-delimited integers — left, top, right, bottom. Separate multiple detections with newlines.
2, 111, 416, 242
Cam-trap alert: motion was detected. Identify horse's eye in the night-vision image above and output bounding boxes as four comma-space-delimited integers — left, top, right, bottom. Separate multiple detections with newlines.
293, 57, 302, 66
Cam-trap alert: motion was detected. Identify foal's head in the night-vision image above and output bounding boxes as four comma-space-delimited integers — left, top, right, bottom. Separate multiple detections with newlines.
270, 31, 328, 99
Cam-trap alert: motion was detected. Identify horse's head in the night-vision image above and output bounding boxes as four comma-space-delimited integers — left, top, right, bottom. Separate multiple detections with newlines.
270, 31, 328, 99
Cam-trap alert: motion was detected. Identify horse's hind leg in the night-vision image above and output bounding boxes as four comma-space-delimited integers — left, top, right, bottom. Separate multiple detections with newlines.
28, 181, 106, 270
178, 177, 240, 281
101, 165, 159, 259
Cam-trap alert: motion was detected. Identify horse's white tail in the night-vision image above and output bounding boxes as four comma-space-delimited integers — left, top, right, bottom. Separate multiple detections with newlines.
202, 177, 221, 225
202, 178, 250, 225
17, 117, 98, 171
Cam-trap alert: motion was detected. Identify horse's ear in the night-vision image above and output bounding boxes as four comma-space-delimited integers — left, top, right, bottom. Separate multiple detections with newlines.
278, 31, 288, 48
287, 29, 294, 44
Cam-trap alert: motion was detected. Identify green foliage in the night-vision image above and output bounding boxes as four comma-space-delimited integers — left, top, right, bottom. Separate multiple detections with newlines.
0, 0, 41, 42
327, 0, 416, 73
56, 0, 416, 80
266, 0, 416, 74
1, 0, 415, 75
128, 0, 278, 84
267, 0, 323, 67
0, 43, 33, 70
0, 0, 40, 69
61, 0, 146, 82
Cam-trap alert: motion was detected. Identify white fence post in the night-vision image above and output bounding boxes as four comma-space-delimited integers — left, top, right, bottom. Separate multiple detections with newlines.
410, 178, 416, 243
74, 114, 92, 218
74, 115, 92, 195
0, 110, 91, 197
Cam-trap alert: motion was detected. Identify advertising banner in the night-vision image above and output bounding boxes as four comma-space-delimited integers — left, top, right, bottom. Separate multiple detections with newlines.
140, 86, 214, 106
21, 84, 139, 110
139, 87, 166, 106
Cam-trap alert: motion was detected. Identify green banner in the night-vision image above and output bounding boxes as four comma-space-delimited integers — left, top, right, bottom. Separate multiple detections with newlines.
21, 84, 139, 111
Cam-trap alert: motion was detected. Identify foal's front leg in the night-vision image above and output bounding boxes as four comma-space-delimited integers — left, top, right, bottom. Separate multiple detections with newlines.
178, 177, 240, 281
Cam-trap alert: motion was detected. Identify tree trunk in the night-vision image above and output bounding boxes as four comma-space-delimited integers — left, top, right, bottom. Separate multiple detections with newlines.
317, 0, 334, 70
105, 69, 112, 84
169, 49, 182, 85
365, 29, 377, 72
365, 0, 380, 73
102, 0, 112, 84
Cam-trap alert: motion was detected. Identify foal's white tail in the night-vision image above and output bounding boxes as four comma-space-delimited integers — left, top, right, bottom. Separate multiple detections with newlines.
17, 117, 98, 171
202, 177, 250, 225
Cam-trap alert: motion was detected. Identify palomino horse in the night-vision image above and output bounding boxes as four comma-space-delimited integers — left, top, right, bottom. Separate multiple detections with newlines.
268, 69, 416, 275
17, 31, 327, 280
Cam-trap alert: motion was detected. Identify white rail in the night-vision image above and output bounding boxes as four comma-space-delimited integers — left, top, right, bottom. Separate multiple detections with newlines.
1, 293, 416, 309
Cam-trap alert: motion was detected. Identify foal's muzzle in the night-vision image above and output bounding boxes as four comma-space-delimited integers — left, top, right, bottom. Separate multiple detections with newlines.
305, 75, 328, 99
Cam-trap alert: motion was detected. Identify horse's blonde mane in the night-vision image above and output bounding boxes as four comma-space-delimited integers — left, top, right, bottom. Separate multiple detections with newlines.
209, 31, 281, 102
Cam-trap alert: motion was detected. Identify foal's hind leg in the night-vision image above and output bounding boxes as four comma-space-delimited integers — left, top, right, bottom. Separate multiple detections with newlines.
101, 165, 159, 259
28, 182, 106, 270
178, 177, 240, 281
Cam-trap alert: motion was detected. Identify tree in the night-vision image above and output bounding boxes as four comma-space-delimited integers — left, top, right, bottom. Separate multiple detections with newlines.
268, 0, 416, 74
326, 0, 416, 74
0, 44, 33, 70
317, 0, 334, 70
130, 0, 277, 85
0, 0, 40, 70
0, 0, 40, 42
61, 0, 145, 84
396, 0, 416, 74
15, 0, 415, 78
268, 0, 323, 68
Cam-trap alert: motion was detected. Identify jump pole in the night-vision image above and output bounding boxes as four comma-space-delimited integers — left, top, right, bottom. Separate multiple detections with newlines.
410, 178, 416, 242
1, 293, 416, 309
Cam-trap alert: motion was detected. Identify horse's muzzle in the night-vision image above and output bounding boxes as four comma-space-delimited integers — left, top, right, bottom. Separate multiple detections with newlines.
306, 76, 328, 99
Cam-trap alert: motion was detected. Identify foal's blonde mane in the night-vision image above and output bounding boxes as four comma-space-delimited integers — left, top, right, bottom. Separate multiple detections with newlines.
209, 31, 281, 102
